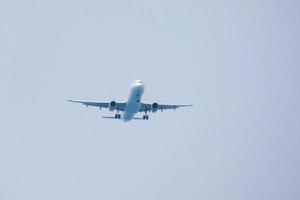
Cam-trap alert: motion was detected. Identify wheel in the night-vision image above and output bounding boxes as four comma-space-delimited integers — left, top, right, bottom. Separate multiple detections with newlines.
143, 115, 146, 120
118, 114, 121, 119
115, 114, 118, 118
146, 115, 149, 120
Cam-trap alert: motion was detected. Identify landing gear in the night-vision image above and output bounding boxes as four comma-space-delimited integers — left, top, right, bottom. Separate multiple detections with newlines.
142, 110, 149, 120
143, 114, 149, 120
114, 110, 121, 119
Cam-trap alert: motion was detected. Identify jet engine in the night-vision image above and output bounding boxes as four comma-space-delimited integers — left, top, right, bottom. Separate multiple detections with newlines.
109, 101, 117, 111
151, 102, 159, 113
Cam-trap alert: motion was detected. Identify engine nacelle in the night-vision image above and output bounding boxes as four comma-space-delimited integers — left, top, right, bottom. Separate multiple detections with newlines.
151, 102, 159, 113
109, 101, 117, 111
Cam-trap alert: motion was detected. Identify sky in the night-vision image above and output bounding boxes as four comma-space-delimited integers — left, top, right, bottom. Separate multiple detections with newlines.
0, 0, 300, 199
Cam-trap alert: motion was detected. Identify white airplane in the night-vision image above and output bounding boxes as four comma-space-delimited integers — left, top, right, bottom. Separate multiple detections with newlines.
68, 80, 193, 122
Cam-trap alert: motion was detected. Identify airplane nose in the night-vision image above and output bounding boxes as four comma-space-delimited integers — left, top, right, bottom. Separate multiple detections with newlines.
134, 80, 143, 84
132, 80, 145, 89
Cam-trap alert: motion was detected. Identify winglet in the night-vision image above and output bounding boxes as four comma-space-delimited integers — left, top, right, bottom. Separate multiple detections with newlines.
67, 99, 81, 103
182, 104, 193, 107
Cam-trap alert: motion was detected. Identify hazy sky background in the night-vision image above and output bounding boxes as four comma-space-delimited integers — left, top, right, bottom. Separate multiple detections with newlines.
0, 0, 299, 199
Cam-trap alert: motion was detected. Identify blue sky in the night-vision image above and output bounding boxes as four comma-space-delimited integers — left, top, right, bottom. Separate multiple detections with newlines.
0, 0, 299, 199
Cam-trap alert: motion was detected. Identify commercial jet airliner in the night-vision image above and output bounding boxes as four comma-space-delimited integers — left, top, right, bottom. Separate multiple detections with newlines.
68, 80, 193, 122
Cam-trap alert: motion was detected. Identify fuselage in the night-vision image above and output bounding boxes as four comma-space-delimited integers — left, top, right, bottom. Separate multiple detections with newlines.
122, 80, 145, 121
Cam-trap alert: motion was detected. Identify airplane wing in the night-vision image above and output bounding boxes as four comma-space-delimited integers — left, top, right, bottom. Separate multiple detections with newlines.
68, 100, 126, 111
139, 103, 193, 112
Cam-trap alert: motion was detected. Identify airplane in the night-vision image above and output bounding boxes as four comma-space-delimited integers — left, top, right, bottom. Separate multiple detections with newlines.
68, 80, 193, 122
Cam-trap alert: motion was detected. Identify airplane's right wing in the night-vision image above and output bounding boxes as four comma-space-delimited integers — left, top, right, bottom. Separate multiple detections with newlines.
68, 100, 126, 111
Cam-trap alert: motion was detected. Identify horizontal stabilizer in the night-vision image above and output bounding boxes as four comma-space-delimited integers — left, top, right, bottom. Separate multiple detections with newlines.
102, 116, 119, 119
132, 117, 144, 120
102, 116, 146, 120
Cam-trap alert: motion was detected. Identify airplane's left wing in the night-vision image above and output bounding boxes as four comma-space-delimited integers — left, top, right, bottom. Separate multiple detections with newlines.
139, 103, 193, 112
68, 100, 126, 111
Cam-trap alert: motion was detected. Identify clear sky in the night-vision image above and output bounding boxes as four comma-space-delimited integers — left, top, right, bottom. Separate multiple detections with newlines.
0, 0, 299, 199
